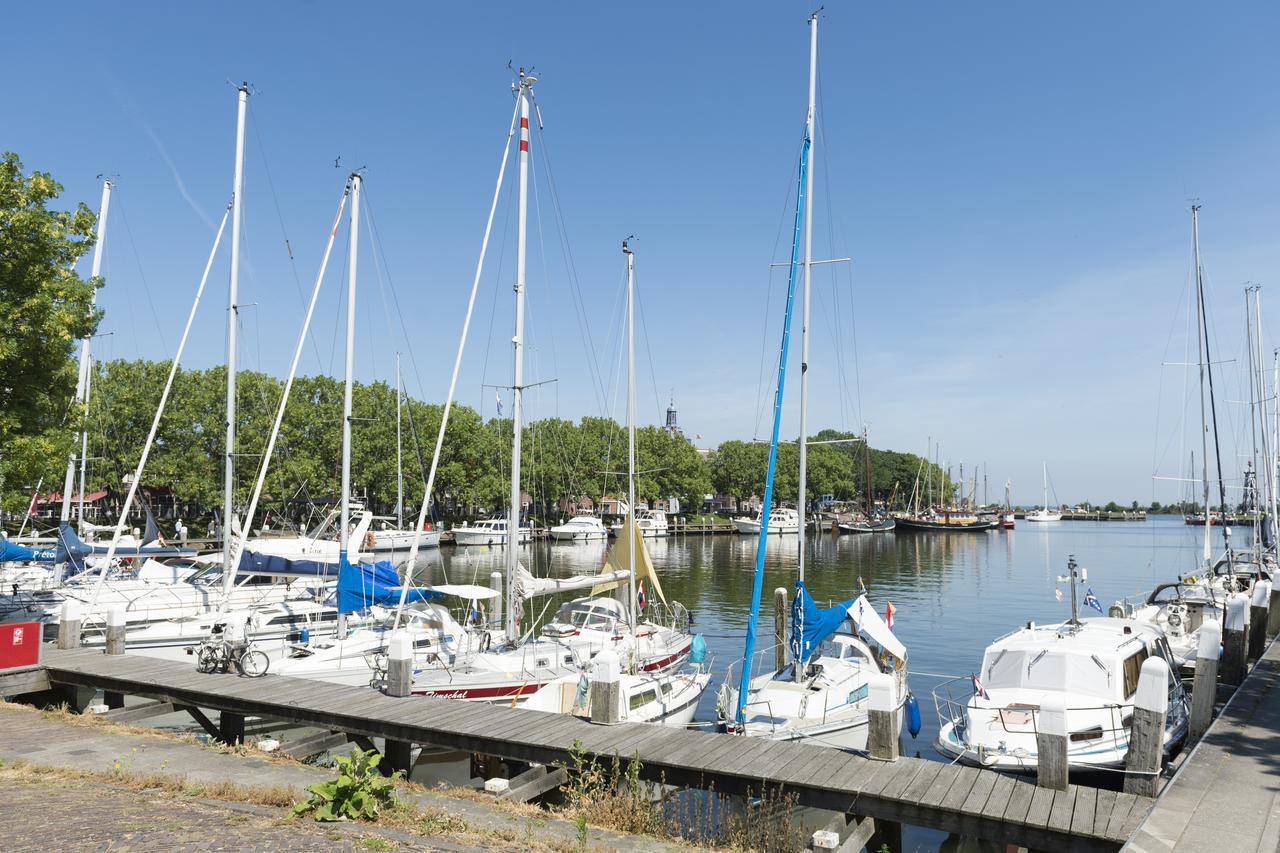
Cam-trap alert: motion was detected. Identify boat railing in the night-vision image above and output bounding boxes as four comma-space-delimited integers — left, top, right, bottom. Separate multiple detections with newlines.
932, 674, 1185, 756
643, 601, 690, 634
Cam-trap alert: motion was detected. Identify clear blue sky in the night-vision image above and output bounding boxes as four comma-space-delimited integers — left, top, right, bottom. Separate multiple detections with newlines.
9, 1, 1280, 505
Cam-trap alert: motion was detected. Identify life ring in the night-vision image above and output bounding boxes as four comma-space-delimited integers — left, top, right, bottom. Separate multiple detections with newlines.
364, 531, 376, 549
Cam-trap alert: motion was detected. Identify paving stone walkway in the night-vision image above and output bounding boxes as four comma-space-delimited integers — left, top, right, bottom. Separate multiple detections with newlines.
0, 702, 684, 852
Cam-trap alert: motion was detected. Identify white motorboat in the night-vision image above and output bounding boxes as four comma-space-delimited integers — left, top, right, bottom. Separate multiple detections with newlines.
935, 615, 1189, 772
733, 507, 800, 535
549, 515, 609, 543
719, 592, 908, 751
364, 523, 441, 555
452, 518, 532, 547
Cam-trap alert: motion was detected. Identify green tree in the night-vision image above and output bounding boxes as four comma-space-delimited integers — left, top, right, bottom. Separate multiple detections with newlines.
0, 153, 101, 516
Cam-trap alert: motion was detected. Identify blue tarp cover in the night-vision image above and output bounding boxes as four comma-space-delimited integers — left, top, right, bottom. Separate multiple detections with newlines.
790, 580, 854, 664
336, 556, 440, 614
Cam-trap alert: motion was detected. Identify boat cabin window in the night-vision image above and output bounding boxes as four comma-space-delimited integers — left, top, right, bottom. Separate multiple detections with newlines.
554, 603, 620, 631
1122, 648, 1149, 699
629, 689, 657, 711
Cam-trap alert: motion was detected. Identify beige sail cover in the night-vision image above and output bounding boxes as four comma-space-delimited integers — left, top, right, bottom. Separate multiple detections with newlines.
591, 515, 668, 605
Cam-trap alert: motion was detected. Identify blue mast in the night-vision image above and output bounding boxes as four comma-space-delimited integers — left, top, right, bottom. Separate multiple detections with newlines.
736, 129, 810, 724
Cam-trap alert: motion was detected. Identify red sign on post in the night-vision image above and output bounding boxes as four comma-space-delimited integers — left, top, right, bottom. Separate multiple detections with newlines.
0, 622, 42, 669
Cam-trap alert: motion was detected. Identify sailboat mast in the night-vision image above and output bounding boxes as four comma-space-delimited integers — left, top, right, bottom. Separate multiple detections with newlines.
222, 83, 249, 582
506, 70, 535, 641
624, 240, 638, 636
339, 172, 362, 589
62, 178, 112, 526
1253, 288, 1276, 545
1042, 462, 1048, 512
797, 11, 817, 590
1246, 288, 1260, 549
1192, 206, 1212, 564
396, 352, 403, 529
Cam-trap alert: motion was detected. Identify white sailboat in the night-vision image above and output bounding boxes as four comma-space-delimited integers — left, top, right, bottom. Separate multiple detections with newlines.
1025, 463, 1062, 522
718, 14, 908, 751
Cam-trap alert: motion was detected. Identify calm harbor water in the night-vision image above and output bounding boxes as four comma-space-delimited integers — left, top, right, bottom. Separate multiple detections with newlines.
411, 515, 1212, 850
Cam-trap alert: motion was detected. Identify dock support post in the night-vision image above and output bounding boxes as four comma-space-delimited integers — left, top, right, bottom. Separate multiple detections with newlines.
1248, 580, 1270, 661
386, 632, 412, 698
383, 738, 413, 776
105, 605, 126, 656
489, 572, 503, 628
866, 672, 899, 761
1268, 582, 1280, 637
1189, 619, 1221, 741
1222, 593, 1250, 687
773, 587, 788, 672
57, 601, 82, 650
218, 711, 245, 745
589, 650, 621, 724
1035, 693, 1068, 791
1124, 656, 1170, 797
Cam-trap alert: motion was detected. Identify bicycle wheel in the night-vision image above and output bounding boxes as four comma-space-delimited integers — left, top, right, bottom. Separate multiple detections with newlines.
237, 648, 269, 678
196, 645, 219, 673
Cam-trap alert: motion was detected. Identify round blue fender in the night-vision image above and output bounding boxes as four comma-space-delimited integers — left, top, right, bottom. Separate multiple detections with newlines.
906, 693, 922, 738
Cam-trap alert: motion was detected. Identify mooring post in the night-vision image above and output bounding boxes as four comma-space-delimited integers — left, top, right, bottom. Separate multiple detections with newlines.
105, 605, 126, 656
866, 672, 899, 761
1222, 593, 1250, 686
1248, 580, 1271, 661
589, 649, 621, 724
1123, 656, 1169, 797
386, 632, 412, 698
1269, 581, 1280, 637
57, 600, 82, 649
1189, 619, 1221, 741
773, 587, 788, 672
383, 738, 413, 776
1035, 693, 1069, 791
218, 711, 245, 745
488, 572, 503, 628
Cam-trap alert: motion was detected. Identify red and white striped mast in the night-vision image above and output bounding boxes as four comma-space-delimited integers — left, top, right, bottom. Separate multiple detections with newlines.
506, 68, 536, 641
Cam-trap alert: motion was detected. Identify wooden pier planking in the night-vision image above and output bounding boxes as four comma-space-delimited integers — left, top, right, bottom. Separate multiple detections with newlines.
34, 646, 1139, 850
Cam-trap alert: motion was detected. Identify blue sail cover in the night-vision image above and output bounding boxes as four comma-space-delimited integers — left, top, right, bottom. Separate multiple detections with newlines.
0, 540, 56, 563
336, 557, 441, 614
790, 580, 854, 664
237, 550, 341, 578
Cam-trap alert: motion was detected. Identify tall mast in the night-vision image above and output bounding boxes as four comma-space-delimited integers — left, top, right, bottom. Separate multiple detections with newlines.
338, 172, 362, 599
1253, 288, 1276, 547
1246, 288, 1260, 550
796, 11, 817, 598
506, 69, 536, 641
222, 83, 249, 579
1192, 205, 1212, 565
62, 178, 112, 526
1042, 462, 1048, 512
624, 240, 638, 638
395, 352, 404, 529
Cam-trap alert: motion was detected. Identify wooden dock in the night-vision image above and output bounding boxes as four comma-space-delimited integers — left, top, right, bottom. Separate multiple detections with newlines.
1124, 636, 1280, 852
19, 645, 1147, 851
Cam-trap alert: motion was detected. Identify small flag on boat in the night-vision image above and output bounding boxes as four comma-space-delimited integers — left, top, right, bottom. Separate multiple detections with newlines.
637, 580, 647, 610
1055, 588, 1064, 602
885, 601, 896, 631
972, 672, 990, 700
495, 391, 503, 416
1084, 586, 1104, 614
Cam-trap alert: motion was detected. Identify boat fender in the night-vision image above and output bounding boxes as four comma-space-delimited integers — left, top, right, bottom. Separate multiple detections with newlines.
299, 627, 310, 646
480, 631, 492, 653
906, 693, 922, 738
689, 633, 707, 665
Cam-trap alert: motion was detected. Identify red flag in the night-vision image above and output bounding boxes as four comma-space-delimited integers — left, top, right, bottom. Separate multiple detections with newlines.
637, 580, 647, 610
884, 600, 896, 631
